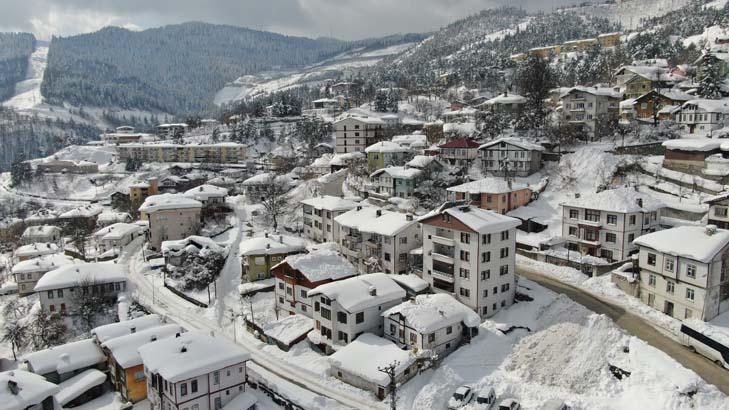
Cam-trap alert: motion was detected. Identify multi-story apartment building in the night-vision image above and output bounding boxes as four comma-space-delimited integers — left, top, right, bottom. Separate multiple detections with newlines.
438, 138, 480, 168
139, 194, 203, 251
334, 116, 386, 154
155, 123, 188, 139
382, 293, 480, 358
34, 263, 127, 315
365, 141, 412, 172
634, 225, 729, 321
447, 178, 532, 214
674, 99, 729, 135
706, 192, 729, 229
130, 178, 159, 213
477, 92, 526, 115
271, 248, 357, 317
478, 137, 544, 177
419, 202, 520, 318
138, 332, 251, 410
369, 167, 423, 200
561, 188, 663, 262
308, 273, 407, 353
117, 143, 246, 164
35, 159, 99, 174
301, 196, 359, 243
335, 206, 421, 274
238, 233, 306, 282
560, 86, 622, 140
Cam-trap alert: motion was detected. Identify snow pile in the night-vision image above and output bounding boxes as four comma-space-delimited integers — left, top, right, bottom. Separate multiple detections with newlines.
447, 178, 529, 194
139, 193, 202, 213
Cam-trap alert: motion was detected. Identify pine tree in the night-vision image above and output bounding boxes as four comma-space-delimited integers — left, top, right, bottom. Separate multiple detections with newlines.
698, 52, 723, 99
515, 56, 555, 132
374, 90, 389, 112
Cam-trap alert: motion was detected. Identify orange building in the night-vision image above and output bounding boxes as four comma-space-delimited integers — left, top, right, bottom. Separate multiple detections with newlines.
632, 89, 692, 121
597, 32, 622, 48
447, 178, 533, 215
129, 178, 159, 212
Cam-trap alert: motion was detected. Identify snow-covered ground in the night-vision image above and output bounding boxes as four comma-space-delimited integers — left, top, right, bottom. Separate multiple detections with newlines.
2, 44, 47, 111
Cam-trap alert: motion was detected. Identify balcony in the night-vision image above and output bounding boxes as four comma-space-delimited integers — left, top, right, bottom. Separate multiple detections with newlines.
432, 269, 455, 283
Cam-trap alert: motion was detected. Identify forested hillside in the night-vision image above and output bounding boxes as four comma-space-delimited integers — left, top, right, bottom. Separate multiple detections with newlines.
40, 22, 423, 115
0, 33, 35, 101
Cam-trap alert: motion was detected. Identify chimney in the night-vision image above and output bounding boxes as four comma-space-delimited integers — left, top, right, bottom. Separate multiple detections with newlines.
368, 286, 377, 296
130, 326, 136, 334
406, 214, 413, 221
180, 346, 187, 353
376, 210, 382, 217
7, 379, 19, 395
264, 231, 269, 238
357, 205, 362, 211
279, 236, 283, 243
175, 332, 181, 338
266, 243, 271, 249
504, 91, 507, 97
574, 193, 581, 199
636, 198, 643, 208
706, 225, 717, 236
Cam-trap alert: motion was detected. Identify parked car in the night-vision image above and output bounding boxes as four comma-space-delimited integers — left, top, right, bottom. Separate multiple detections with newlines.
498, 398, 521, 410
541, 399, 569, 410
474, 387, 496, 409
448, 386, 474, 409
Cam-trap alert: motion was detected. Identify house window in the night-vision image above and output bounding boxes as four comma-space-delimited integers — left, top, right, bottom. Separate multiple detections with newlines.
628, 233, 635, 243
390, 324, 396, 335
500, 248, 509, 258
338, 331, 349, 343
409, 332, 417, 344
482, 252, 491, 263
500, 265, 509, 276
665, 259, 674, 272
460, 250, 470, 261
460, 233, 470, 244
686, 288, 695, 301
47, 291, 54, 300
647, 253, 656, 266
686, 264, 697, 278
321, 307, 331, 320
459, 288, 470, 297
300, 289, 307, 298
482, 234, 491, 244
685, 308, 693, 319
569, 209, 578, 219
501, 283, 510, 292
629, 215, 636, 225
181, 383, 187, 396
666, 281, 675, 294
500, 230, 509, 240
481, 270, 490, 280
585, 209, 600, 222
428, 333, 435, 343
482, 306, 488, 315
213, 371, 220, 385
446, 326, 453, 334
649, 274, 656, 287
356, 312, 364, 323
400, 237, 407, 244
337, 312, 347, 324
715, 207, 728, 217
568, 226, 577, 236
607, 214, 617, 225
605, 233, 616, 243
459, 268, 470, 279
278, 282, 284, 290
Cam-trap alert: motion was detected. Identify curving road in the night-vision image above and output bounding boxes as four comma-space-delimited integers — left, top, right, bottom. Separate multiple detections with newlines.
517, 264, 729, 395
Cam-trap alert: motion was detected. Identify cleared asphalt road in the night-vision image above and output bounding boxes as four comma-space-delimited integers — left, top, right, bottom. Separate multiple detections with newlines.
517, 266, 729, 395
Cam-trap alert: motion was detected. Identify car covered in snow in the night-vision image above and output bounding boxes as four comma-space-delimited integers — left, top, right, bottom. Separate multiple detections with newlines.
448, 386, 474, 409
474, 387, 496, 409
541, 399, 569, 410
498, 398, 521, 410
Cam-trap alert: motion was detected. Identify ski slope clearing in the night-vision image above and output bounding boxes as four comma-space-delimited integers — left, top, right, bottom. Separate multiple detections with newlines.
2, 44, 47, 111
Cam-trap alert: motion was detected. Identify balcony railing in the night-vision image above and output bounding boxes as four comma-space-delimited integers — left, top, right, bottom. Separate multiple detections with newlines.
432, 269, 455, 283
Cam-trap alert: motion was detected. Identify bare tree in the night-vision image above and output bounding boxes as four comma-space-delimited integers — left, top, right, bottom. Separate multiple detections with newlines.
30, 309, 67, 350
1, 299, 30, 360
74, 277, 106, 331
254, 174, 290, 231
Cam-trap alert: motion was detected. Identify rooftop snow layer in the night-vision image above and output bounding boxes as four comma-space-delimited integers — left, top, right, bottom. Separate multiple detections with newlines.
102, 324, 184, 368
633, 226, 729, 263
92, 223, 145, 241
261, 315, 313, 345
13, 243, 59, 258
55, 369, 106, 406
238, 234, 306, 256
447, 178, 529, 194
308, 273, 405, 312
300, 195, 359, 211
387, 274, 429, 293
139, 193, 202, 213
161, 236, 227, 256
383, 293, 481, 333
1, 370, 59, 410
91, 314, 163, 344
21, 225, 59, 238
11, 254, 78, 274
222, 392, 258, 410
357, 210, 417, 237
137, 331, 250, 383
663, 139, 722, 152
184, 184, 229, 200
560, 187, 664, 213
371, 166, 423, 180
59, 205, 104, 219
34, 262, 125, 292
334, 206, 381, 229
23, 339, 105, 376
329, 333, 414, 386
479, 137, 545, 152
419, 204, 521, 234
364, 141, 409, 154
278, 249, 356, 283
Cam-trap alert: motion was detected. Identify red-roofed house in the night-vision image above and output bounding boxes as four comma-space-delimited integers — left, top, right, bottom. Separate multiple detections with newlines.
438, 138, 480, 167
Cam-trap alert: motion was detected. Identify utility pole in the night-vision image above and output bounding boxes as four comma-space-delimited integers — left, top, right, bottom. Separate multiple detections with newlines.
378, 361, 400, 410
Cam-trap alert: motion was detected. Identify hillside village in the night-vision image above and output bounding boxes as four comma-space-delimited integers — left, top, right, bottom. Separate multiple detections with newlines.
3, 1, 729, 410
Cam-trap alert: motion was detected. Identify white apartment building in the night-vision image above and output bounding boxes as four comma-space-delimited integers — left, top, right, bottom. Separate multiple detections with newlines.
271, 248, 357, 317
335, 206, 421, 274
139, 194, 203, 251
559, 86, 622, 140
478, 137, 544, 177
117, 143, 246, 164
301, 196, 359, 243
184, 184, 229, 208
634, 225, 729, 321
561, 188, 663, 262
419, 203, 520, 319
138, 331, 251, 410
34, 263, 127, 315
92, 223, 146, 255
308, 273, 407, 353
12, 254, 79, 296
382, 293, 480, 357
334, 115, 386, 154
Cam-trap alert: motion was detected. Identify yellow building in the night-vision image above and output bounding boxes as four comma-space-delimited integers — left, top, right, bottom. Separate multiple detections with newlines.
562, 38, 598, 52
598, 32, 622, 48
528, 45, 561, 59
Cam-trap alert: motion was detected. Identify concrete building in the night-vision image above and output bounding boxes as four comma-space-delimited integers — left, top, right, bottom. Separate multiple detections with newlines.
614, 66, 685, 99
334, 115, 386, 154
447, 178, 533, 214
477, 92, 526, 115
36, 159, 99, 174
13, 242, 60, 262
301, 196, 359, 243
12, 254, 79, 296
634, 225, 729, 321
117, 143, 246, 164
561, 188, 663, 262
21, 225, 62, 245
138, 331, 251, 410
271, 248, 357, 317
369, 167, 423, 200
662, 139, 722, 174
419, 202, 520, 318
478, 138, 544, 177
365, 141, 411, 172
706, 192, 729, 229
559, 86, 622, 140
674, 99, 729, 135
101, 126, 152, 145
139, 194, 203, 251
438, 138, 480, 168
129, 178, 160, 213
92, 223, 146, 256
238, 233, 306, 282
308, 273, 407, 352
156, 123, 188, 139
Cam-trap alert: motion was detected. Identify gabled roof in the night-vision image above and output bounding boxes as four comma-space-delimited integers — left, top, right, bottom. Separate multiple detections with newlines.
11, 254, 79, 274
418, 203, 521, 234
634, 226, 729, 263
308, 273, 406, 312
238, 234, 306, 256
34, 262, 125, 292
93, 223, 145, 241
91, 314, 163, 344
1, 370, 59, 410
21, 225, 60, 238
634, 89, 693, 103
102, 324, 183, 368
365, 141, 409, 154
275, 248, 356, 283
184, 184, 228, 200
139, 193, 202, 213
300, 195, 358, 211
13, 242, 59, 258
23, 339, 105, 376
478, 137, 545, 152
328, 333, 414, 386
679, 99, 729, 114
370, 166, 423, 180
662, 139, 722, 152
560, 86, 622, 99
383, 294, 480, 333
438, 138, 480, 149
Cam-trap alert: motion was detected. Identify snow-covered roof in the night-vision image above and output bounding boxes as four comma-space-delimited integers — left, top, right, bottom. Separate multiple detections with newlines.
277, 249, 356, 283
93, 223, 144, 241
560, 187, 664, 213
334, 115, 385, 125
301, 195, 359, 211
13, 243, 59, 258
479, 137, 545, 152
442, 122, 477, 135
406, 155, 443, 169
11, 254, 78, 274
21, 225, 60, 238
383, 294, 480, 333
482, 92, 526, 105
55, 369, 106, 406
561, 86, 622, 99
34, 262, 126, 292
617, 65, 684, 82
633, 226, 729, 263
137, 331, 250, 383
238, 234, 306, 256
419, 204, 521, 234
329, 151, 365, 166
23, 339, 105, 376
97, 211, 132, 224
184, 184, 228, 201
91, 314, 163, 344
308, 273, 406, 312
364, 141, 409, 154
161, 236, 227, 257
102, 324, 184, 368
357, 210, 417, 237
371, 166, 423, 180
0, 370, 59, 410
329, 333, 414, 386
662, 139, 722, 152
636, 89, 693, 102
261, 315, 313, 345
388, 274, 429, 293
58, 205, 103, 219
334, 206, 381, 230
447, 178, 529, 194
222, 392, 258, 410
392, 134, 427, 147
139, 193, 202, 213
680, 99, 729, 113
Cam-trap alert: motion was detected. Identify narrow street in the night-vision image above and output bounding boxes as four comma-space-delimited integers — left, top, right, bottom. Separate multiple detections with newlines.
517, 265, 729, 395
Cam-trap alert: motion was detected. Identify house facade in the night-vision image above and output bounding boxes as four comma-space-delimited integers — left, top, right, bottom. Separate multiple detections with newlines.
561, 188, 663, 262
438, 138, 480, 168
334, 116, 386, 154
634, 226, 729, 321
706, 192, 729, 229
369, 167, 423, 200
559, 86, 622, 140
139, 194, 203, 251
419, 203, 520, 318
117, 143, 246, 164
365, 141, 411, 172
301, 196, 359, 243
21, 225, 62, 245
34, 263, 127, 315
12, 254, 79, 296
478, 138, 544, 177
447, 178, 533, 214
238, 234, 306, 282
631, 89, 692, 121
92, 223, 146, 255
674, 99, 729, 135
662, 139, 722, 174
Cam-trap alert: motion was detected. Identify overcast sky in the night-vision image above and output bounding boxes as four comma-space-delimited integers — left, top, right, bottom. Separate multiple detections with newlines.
0, 0, 587, 41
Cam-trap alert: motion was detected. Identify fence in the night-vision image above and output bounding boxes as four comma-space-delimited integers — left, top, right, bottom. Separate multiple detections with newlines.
610, 142, 665, 156
517, 248, 627, 276
162, 281, 208, 308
